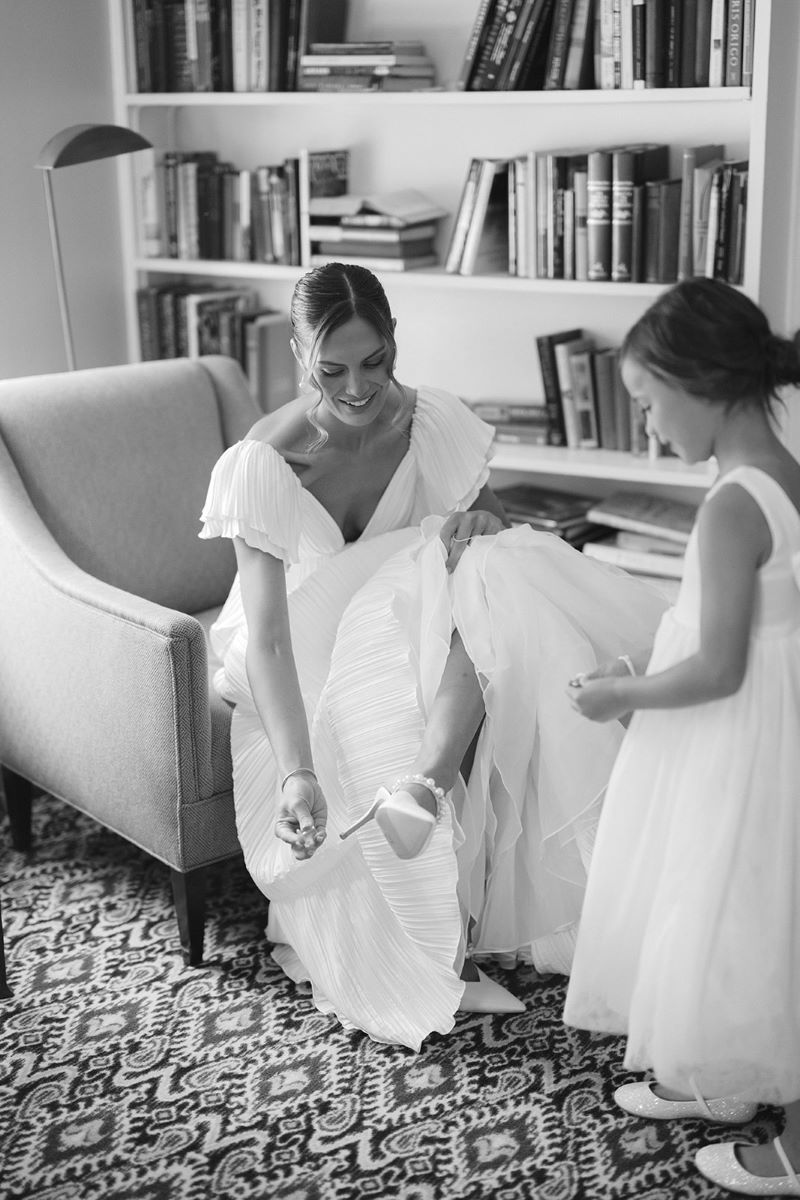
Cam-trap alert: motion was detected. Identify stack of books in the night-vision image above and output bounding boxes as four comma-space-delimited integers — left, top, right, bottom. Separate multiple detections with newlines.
467, 400, 551, 446
308, 188, 448, 272
581, 490, 700, 599
298, 40, 436, 92
494, 482, 605, 548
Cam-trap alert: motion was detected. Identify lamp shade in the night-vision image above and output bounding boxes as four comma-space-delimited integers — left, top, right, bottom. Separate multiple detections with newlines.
36, 124, 152, 171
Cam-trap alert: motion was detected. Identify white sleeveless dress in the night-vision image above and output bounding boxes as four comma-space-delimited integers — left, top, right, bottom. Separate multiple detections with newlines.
564, 466, 800, 1104
200, 386, 667, 1050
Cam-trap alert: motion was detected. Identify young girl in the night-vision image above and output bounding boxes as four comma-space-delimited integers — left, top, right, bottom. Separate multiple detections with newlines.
563, 278, 800, 1195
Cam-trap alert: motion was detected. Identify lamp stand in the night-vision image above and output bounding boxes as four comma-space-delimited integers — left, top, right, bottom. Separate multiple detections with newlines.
40, 169, 76, 371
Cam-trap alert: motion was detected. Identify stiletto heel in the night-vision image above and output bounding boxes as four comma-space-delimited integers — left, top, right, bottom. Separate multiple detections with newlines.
459, 966, 526, 1014
340, 775, 444, 859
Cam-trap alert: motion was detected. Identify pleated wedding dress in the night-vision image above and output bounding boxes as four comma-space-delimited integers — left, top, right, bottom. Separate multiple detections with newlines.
200, 386, 667, 1050
564, 467, 800, 1104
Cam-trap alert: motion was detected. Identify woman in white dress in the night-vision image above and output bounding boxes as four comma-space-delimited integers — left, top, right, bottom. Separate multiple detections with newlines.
200, 263, 666, 1051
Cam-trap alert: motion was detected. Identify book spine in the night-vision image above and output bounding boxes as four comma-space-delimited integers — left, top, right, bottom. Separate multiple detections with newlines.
586, 149, 612, 281
480, 0, 532, 90
657, 179, 681, 282
249, 0, 269, 91
544, 0, 577, 89
631, 0, 646, 88
611, 149, 634, 282
535, 334, 568, 446
211, 0, 234, 92
694, 0, 712, 85
194, 0, 214, 90
644, 0, 667, 87
618, 0, 634, 89
679, 0, 698, 85
592, 349, 619, 448
708, 0, 726, 87
554, 340, 582, 447
568, 347, 600, 447
712, 162, 733, 278
597, 0, 616, 88
445, 158, 482, 273
573, 168, 589, 280
704, 166, 722, 276
725, 0, 743, 86
740, 0, 755, 88
454, 0, 498, 89
470, 0, 513, 90
231, 0, 250, 90
665, 0, 682, 86
677, 148, 697, 280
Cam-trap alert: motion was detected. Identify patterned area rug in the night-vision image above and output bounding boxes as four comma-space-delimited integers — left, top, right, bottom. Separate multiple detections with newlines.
0, 797, 780, 1200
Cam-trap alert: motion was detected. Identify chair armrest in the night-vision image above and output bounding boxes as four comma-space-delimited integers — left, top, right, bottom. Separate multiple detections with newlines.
0, 450, 217, 864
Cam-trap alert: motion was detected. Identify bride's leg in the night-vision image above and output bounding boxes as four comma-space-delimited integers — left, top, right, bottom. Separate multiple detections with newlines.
400, 630, 485, 816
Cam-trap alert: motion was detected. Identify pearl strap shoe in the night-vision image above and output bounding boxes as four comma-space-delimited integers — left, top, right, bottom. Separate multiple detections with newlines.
614, 1079, 758, 1124
340, 774, 445, 859
695, 1136, 800, 1195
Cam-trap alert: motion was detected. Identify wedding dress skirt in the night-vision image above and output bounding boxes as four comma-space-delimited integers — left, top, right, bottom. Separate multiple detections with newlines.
210, 518, 666, 1050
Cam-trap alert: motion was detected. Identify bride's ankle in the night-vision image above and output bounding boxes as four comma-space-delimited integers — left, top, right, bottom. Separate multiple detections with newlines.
393, 773, 447, 818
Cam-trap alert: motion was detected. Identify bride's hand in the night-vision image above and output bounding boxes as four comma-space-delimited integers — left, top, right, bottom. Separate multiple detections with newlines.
275, 774, 328, 860
440, 510, 505, 572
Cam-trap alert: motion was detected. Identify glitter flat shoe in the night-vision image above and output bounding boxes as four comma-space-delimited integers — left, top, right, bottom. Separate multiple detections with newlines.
695, 1136, 800, 1195
614, 1080, 758, 1124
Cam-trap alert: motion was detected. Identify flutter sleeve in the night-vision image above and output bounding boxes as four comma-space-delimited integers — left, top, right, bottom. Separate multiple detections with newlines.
199, 438, 302, 562
411, 386, 495, 515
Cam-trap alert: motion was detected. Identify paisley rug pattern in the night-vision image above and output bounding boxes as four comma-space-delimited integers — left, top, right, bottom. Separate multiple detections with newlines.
0, 797, 780, 1199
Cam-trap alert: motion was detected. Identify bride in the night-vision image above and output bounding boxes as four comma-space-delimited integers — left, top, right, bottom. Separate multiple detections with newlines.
199, 262, 666, 1050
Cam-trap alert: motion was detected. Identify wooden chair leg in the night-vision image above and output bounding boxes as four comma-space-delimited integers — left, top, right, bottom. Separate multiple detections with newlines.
1, 766, 34, 852
0, 892, 10, 999
170, 867, 207, 967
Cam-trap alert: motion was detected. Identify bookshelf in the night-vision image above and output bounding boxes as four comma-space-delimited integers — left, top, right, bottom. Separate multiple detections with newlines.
108, 0, 800, 502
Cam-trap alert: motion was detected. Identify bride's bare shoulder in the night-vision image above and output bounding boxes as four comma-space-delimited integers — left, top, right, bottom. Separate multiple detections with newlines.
246, 395, 314, 457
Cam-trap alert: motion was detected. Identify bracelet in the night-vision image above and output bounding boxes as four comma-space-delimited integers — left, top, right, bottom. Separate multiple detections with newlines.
392, 773, 448, 821
280, 767, 317, 792
617, 654, 636, 677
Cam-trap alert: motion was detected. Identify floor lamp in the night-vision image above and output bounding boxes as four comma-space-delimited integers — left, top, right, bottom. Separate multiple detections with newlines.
35, 123, 152, 371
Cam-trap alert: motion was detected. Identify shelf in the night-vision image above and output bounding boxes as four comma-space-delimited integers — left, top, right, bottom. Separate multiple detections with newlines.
488, 443, 716, 490
134, 258, 669, 296
125, 87, 751, 108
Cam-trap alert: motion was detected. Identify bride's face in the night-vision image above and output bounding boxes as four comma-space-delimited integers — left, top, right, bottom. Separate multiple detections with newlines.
311, 316, 395, 428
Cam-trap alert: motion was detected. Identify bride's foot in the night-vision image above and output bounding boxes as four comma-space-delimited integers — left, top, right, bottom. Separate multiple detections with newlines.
459, 962, 525, 1014
340, 774, 445, 859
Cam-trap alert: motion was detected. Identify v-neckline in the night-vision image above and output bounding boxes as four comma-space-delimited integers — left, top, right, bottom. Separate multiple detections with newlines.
276, 390, 419, 545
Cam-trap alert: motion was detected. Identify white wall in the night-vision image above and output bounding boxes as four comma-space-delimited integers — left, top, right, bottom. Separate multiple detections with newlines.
0, 0, 128, 378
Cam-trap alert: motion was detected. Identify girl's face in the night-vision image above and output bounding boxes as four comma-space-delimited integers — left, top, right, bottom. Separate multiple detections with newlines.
621, 356, 720, 464
306, 315, 395, 429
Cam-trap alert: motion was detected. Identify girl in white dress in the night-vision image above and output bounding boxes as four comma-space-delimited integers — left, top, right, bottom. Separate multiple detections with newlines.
199, 263, 666, 1052
563, 279, 800, 1196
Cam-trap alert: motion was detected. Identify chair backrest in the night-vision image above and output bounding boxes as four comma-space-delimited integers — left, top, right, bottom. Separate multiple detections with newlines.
0, 356, 259, 613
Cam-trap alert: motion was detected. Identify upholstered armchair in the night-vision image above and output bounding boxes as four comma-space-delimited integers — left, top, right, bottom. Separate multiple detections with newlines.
0, 356, 260, 965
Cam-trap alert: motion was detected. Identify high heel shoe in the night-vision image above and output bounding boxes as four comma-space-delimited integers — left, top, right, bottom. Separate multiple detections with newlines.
339, 774, 444, 859
459, 967, 526, 1014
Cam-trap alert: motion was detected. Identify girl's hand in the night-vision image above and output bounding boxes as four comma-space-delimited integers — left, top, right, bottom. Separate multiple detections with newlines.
440, 510, 505, 572
275, 774, 328, 860
567, 675, 630, 723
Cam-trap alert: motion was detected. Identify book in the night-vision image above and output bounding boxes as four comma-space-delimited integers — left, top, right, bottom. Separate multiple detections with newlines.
243, 309, 298, 412
586, 148, 612, 282
294, 0, 350, 85
309, 252, 439, 272
455, 0, 499, 90
308, 221, 438, 244
679, 0, 698, 85
312, 188, 447, 227
665, 0, 682, 86
692, 154, 725, 275
591, 347, 619, 449
582, 537, 685, 578
596, 0, 616, 89
619, 0, 634, 90
586, 490, 698, 543
561, 0, 594, 89
613, 361, 633, 452
694, 0, 713, 85
725, 0, 744, 86
573, 166, 589, 280
644, 0, 667, 87
494, 482, 598, 531
494, 0, 553, 90
468, 400, 551, 424
535, 327, 584, 446
632, 0, 646, 87
708, 0, 727, 87
554, 334, 594, 447
741, 0, 755, 88
314, 236, 435, 259
458, 158, 511, 275
492, 422, 551, 445
543, 0, 577, 89
297, 147, 349, 266
644, 177, 682, 283
470, 0, 532, 91
677, 143, 724, 280
470, 0, 517, 89
567, 343, 600, 448
506, 0, 558, 89
615, 529, 686, 554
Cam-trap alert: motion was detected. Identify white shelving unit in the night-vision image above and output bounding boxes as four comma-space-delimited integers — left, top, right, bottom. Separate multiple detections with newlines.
108, 0, 800, 502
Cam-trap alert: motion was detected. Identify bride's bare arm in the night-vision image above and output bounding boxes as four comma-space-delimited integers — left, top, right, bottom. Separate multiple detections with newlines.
234, 537, 326, 858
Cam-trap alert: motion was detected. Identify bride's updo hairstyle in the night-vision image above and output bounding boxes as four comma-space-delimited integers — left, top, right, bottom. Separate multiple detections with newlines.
621, 277, 800, 420
290, 262, 402, 449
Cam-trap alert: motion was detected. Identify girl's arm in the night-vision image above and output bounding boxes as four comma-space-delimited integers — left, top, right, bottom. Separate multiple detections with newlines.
234, 536, 326, 858
570, 483, 768, 721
